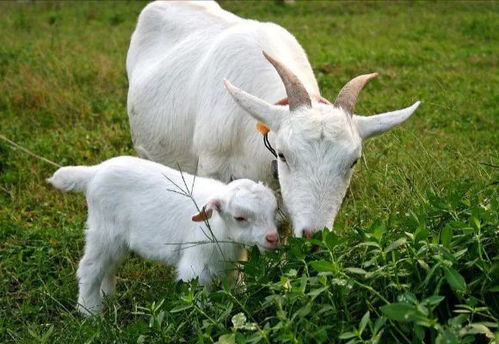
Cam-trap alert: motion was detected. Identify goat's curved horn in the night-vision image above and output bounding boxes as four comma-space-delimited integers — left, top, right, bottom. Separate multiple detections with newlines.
334, 73, 378, 115
263, 51, 311, 112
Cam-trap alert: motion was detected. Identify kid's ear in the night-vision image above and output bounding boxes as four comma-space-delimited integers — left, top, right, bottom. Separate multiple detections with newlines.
191, 199, 221, 222
192, 207, 212, 222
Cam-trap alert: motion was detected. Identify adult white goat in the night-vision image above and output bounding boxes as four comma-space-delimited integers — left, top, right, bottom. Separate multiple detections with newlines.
48, 156, 279, 315
127, 1, 420, 238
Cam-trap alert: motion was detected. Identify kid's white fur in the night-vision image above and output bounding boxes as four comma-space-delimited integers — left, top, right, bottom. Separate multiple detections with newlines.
48, 156, 279, 316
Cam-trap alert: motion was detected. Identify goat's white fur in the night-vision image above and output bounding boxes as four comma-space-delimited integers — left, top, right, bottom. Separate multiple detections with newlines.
127, 1, 420, 237
48, 156, 278, 316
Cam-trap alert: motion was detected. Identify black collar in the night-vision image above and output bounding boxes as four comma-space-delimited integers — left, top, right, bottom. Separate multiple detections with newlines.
262, 133, 279, 180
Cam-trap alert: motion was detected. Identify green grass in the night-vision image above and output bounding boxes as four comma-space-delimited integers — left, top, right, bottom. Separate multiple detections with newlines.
0, 1, 497, 343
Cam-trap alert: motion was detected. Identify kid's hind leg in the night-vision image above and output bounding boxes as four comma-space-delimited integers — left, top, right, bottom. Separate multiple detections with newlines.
77, 231, 124, 316
100, 250, 128, 297
100, 273, 116, 298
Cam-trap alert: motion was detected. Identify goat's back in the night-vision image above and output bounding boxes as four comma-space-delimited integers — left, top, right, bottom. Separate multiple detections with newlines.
86, 156, 224, 213
127, 1, 238, 79
126, 1, 318, 181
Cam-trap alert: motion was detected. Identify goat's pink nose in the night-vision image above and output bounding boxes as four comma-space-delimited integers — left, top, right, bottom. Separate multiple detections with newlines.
265, 233, 279, 245
302, 229, 314, 239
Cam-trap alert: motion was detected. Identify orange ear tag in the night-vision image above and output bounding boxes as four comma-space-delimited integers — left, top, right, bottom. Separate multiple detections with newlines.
191, 207, 213, 222
256, 121, 270, 135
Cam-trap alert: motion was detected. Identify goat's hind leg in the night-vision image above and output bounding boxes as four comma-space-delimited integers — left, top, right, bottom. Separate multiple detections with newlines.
77, 251, 106, 315
100, 248, 127, 298
77, 227, 123, 316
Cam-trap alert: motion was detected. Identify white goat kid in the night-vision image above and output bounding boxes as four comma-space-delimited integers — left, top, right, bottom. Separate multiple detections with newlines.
48, 156, 279, 316
127, 1, 421, 238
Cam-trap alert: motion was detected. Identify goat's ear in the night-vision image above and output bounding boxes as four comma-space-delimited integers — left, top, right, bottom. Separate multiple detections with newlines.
354, 101, 421, 140
192, 199, 221, 222
224, 79, 286, 131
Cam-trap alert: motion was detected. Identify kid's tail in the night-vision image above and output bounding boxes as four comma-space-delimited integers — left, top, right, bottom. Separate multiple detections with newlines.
47, 166, 98, 193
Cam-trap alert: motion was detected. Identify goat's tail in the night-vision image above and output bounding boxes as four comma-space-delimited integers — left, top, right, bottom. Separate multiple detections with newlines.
47, 166, 98, 193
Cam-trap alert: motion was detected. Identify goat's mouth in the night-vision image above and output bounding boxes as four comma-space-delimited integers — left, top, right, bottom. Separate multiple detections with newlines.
257, 243, 278, 252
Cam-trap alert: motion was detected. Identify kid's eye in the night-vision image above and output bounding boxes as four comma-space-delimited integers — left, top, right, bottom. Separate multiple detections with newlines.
351, 159, 359, 168
277, 152, 286, 162
234, 216, 246, 222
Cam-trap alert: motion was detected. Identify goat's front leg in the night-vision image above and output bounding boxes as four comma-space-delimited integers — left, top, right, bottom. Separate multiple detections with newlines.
176, 256, 213, 286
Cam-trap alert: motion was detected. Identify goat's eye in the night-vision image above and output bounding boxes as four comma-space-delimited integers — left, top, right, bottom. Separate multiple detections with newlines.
277, 152, 286, 162
351, 159, 359, 168
234, 216, 246, 222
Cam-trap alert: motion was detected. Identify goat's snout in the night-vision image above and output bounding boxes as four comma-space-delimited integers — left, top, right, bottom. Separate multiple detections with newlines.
302, 229, 314, 239
265, 232, 279, 247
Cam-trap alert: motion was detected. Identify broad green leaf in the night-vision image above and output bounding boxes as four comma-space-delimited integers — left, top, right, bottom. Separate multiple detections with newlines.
454, 248, 468, 259
422, 295, 445, 307
371, 221, 386, 242
476, 322, 498, 328
310, 260, 336, 273
418, 259, 430, 271
466, 323, 494, 339
415, 325, 425, 340
381, 303, 416, 321
338, 332, 356, 339
285, 269, 298, 278
488, 285, 499, 292
308, 286, 328, 298
359, 311, 370, 334
170, 305, 192, 313
443, 267, 467, 293
399, 292, 417, 304
449, 314, 468, 326
381, 302, 430, 325
440, 225, 452, 248
295, 302, 312, 318
384, 238, 407, 253
414, 226, 429, 243
471, 217, 481, 230
324, 230, 340, 248
357, 241, 382, 249
373, 317, 387, 333
435, 328, 459, 344
297, 275, 308, 293
345, 267, 367, 275
216, 334, 236, 344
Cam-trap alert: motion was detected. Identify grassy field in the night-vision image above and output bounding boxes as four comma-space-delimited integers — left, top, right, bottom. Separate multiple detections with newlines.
0, 1, 497, 343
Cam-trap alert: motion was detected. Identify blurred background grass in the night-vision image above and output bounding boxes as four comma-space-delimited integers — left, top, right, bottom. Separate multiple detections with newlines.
0, 1, 497, 342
